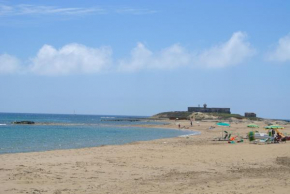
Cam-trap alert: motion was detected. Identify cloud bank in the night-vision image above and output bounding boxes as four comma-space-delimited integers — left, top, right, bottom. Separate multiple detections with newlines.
119, 32, 255, 71
30, 44, 112, 75
0, 31, 257, 75
267, 34, 290, 62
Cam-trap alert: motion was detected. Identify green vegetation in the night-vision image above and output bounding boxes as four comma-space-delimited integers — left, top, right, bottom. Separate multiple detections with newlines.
152, 111, 263, 121
208, 113, 262, 121
207, 113, 244, 119
247, 117, 263, 121
152, 111, 191, 119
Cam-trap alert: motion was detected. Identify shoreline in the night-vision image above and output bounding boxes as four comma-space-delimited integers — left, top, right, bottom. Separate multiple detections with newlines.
1, 119, 290, 193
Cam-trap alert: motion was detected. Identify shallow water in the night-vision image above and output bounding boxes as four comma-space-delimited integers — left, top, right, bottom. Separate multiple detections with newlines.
0, 113, 197, 154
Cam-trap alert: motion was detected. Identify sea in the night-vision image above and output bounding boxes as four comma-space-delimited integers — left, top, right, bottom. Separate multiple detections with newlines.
0, 113, 197, 154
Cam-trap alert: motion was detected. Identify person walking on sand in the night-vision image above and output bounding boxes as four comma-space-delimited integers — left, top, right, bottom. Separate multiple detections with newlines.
190, 120, 193, 127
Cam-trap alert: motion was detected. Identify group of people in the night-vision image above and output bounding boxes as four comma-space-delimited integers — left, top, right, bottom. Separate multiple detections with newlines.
271, 129, 290, 143
176, 119, 194, 129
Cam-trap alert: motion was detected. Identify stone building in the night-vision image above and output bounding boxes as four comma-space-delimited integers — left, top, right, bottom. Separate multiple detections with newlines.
188, 104, 231, 114
245, 112, 256, 117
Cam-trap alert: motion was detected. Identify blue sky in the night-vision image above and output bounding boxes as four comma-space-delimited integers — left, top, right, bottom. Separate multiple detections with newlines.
1, 0, 290, 119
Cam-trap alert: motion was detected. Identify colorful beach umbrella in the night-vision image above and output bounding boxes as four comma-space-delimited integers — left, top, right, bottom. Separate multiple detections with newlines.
264, 125, 284, 129
216, 122, 230, 127
247, 124, 259, 128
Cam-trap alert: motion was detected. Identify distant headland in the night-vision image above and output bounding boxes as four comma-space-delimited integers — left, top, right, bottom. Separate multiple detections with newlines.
152, 103, 259, 121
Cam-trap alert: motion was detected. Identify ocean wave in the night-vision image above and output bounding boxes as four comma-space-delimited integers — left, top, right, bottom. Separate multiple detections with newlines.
101, 117, 115, 119
0, 124, 7, 126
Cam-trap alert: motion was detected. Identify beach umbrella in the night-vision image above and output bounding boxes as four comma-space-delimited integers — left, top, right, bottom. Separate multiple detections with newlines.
216, 122, 230, 140
264, 125, 284, 129
247, 124, 259, 128
216, 122, 230, 127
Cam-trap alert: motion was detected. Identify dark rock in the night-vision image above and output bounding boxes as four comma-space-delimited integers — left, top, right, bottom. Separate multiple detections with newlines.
12, 121, 35, 124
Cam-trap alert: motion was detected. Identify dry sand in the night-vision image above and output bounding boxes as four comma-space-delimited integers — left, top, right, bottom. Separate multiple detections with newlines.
1, 120, 290, 194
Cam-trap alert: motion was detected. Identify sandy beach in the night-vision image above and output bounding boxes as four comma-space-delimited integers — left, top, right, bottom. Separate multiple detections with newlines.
1, 120, 290, 194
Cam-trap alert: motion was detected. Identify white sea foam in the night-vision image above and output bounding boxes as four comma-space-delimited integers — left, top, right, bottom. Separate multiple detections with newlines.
101, 117, 115, 118
179, 132, 201, 137
0, 124, 7, 126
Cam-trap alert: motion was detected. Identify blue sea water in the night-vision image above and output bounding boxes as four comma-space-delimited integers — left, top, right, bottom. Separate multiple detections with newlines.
0, 113, 196, 154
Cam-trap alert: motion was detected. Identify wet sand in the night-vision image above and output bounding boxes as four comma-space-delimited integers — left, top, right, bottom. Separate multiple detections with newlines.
0, 120, 290, 194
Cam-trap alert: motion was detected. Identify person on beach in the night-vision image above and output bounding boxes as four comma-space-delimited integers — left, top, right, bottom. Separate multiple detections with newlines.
272, 129, 275, 137
190, 120, 193, 126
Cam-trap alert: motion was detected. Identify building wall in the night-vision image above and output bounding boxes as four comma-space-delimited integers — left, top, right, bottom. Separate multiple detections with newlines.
188, 107, 231, 114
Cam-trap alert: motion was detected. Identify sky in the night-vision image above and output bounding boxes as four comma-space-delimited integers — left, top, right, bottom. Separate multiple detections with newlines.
0, 0, 290, 119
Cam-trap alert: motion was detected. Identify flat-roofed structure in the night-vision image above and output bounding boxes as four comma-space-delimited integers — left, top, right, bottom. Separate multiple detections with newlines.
188, 104, 231, 114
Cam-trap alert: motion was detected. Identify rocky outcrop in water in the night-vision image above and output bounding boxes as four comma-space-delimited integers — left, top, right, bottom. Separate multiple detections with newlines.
12, 121, 35, 124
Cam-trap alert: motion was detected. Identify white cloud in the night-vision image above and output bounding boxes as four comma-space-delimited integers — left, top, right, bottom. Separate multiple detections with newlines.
118, 32, 255, 71
0, 53, 21, 74
0, 4, 156, 17
17, 4, 105, 15
118, 43, 191, 72
0, 31, 256, 75
267, 34, 290, 62
29, 44, 112, 75
0, 4, 106, 16
118, 43, 152, 72
195, 32, 256, 68
0, 5, 13, 15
